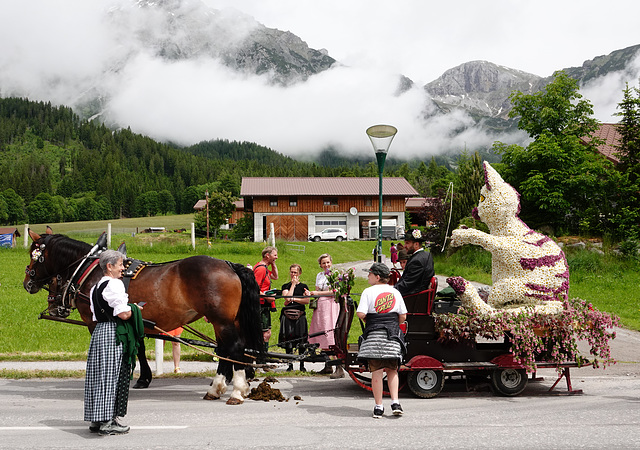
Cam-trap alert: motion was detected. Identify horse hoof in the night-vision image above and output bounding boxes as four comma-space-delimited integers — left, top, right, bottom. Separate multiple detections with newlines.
203, 392, 220, 400
132, 379, 150, 389
226, 397, 243, 405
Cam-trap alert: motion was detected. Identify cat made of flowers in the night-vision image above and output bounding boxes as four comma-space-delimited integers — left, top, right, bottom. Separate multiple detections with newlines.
448, 161, 569, 315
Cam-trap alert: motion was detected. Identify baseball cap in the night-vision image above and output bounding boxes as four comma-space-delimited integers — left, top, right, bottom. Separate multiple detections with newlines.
368, 262, 390, 278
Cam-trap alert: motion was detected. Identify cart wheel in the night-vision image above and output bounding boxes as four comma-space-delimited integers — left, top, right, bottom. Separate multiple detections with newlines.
491, 368, 528, 396
407, 369, 444, 398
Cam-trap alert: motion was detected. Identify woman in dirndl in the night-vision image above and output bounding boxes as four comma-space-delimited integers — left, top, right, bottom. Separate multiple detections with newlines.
278, 264, 310, 371
84, 249, 141, 435
306, 253, 344, 378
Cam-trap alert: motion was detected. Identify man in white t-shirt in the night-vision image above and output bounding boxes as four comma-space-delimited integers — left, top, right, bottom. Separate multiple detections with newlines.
356, 263, 407, 419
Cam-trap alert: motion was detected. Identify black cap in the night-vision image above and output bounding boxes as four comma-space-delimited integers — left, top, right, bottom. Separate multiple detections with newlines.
368, 262, 390, 278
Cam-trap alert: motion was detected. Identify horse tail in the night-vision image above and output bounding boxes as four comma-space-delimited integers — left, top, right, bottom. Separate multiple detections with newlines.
229, 262, 264, 355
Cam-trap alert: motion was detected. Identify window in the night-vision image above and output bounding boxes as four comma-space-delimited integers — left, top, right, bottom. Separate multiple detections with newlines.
269, 197, 278, 207
289, 196, 298, 207
323, 197, 339, 206
365, 198, 373, 207
384, 198, 392, 207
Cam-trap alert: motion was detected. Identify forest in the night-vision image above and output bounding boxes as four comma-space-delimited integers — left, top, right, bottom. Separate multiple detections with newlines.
1, 72, 638, 246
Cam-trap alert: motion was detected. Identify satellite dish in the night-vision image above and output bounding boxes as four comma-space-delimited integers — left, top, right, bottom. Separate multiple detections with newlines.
350, 207, 358, 216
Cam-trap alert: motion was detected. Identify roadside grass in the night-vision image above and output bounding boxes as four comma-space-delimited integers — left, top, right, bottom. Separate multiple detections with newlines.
3, 219, 638, 377
0, 229, 374, 366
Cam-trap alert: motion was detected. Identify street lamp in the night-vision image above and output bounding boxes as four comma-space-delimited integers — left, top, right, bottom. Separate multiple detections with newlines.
205, 189, 210, 247
366, 124, 397, 263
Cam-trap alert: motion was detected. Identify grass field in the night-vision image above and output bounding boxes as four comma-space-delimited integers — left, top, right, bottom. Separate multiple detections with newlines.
2, 215, 638, 366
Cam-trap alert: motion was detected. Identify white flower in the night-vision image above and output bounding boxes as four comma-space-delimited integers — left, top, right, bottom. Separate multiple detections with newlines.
412, 229, 422, 239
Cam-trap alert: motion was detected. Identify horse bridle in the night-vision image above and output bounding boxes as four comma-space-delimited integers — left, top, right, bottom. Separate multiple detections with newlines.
25, 236, 87, 316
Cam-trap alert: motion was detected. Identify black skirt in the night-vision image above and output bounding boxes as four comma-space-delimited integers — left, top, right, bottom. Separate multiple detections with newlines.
278, 308, 308, 350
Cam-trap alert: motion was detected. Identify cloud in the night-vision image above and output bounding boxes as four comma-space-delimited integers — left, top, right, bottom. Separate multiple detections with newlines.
582, 52, 640, 123
0, 0, 637, 161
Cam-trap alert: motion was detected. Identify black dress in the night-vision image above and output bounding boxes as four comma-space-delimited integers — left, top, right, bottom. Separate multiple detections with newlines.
278, 281, 309, 351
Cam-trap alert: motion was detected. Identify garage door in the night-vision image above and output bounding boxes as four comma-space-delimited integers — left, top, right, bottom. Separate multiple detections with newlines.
266, 215, 309, 241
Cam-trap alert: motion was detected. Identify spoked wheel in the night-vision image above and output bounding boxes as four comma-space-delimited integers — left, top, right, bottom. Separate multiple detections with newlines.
491, 368, 528, 396
407, 369, 444, 398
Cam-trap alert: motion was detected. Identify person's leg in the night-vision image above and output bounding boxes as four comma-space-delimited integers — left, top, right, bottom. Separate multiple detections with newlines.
172, 341, 181, 373
386, 369, 399, 401
371, 369, 384, 406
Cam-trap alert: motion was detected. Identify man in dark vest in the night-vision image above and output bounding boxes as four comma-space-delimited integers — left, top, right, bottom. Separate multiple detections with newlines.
394, 229, 434, 296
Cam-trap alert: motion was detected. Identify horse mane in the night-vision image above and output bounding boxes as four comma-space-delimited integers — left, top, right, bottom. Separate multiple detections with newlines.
46, 234, 92, 269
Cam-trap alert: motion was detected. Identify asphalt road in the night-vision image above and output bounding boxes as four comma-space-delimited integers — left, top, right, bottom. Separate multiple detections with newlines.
1, 325, 639, 450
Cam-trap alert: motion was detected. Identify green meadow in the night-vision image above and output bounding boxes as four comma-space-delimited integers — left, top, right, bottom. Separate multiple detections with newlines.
1, 215, 638, 366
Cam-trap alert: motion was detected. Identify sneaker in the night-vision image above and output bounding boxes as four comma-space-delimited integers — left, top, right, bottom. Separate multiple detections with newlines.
391, 403, 404, 416
89, 422, 103, 433
373, 406, 384, 419
98, 419, 130, 435
174, 367, 182, 374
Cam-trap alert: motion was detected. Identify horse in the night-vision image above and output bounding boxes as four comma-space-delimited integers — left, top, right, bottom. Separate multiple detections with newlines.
23, 229, 264, 404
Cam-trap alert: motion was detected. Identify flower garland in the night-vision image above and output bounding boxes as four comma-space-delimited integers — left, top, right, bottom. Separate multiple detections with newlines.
326, 267, 355, 301
434, 298, 619, 372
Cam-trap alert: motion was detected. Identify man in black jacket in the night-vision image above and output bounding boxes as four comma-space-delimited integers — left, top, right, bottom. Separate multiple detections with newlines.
394, 229, 434, 296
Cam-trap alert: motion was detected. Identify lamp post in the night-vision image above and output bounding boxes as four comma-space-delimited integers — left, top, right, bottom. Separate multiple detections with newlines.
366, 124, 397, 263
205, 189, 210, 247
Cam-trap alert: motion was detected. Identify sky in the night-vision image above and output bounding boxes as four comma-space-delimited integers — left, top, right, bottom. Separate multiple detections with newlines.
1, 0, 639, 159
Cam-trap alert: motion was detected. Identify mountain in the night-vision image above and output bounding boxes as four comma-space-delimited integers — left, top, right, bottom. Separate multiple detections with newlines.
112, 0, 336, 84
422, 44, 640, 124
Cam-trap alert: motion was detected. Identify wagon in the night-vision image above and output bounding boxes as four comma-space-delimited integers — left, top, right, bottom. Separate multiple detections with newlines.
327, 279, 583, 398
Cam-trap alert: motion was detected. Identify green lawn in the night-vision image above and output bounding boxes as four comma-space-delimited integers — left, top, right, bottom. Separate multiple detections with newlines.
2, 218, 638, 363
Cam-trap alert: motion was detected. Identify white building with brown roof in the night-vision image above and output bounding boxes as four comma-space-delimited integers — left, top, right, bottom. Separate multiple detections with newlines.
240, 177, 419, 242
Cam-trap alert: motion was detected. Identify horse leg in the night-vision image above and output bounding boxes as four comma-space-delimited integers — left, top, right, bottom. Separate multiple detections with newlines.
228, 368, 250, 404
133, 338, 152, 389
204, 358, 229, 400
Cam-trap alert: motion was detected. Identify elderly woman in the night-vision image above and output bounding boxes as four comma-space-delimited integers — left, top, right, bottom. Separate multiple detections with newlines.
305, 253, 344, 379
84, 249, 142, 436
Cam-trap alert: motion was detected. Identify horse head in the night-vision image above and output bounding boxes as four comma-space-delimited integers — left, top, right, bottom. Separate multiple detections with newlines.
23, 229, 93, 317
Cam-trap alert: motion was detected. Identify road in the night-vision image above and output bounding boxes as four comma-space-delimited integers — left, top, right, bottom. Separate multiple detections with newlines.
1, 327, 639, 450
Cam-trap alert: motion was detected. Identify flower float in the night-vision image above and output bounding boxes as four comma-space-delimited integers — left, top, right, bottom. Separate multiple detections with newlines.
449, 162, 568, 314
443, 161, 617, 370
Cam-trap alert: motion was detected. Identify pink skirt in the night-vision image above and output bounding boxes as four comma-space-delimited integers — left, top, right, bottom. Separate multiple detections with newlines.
309, 296, 339, 349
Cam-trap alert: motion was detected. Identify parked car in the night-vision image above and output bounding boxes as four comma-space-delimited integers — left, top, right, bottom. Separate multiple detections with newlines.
309, 228, 347, 242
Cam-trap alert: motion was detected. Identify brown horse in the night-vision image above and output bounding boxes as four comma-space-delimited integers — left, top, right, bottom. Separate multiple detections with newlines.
23, 229, 263, 403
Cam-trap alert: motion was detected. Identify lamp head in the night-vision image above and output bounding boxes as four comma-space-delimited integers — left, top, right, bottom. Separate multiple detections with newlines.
366, 124, 397, 154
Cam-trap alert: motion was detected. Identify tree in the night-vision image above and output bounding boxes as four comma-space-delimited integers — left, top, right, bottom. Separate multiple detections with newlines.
495, 72, 613, 234
451, 152, 484, 228
1, 189, 25, 224
158, 189, 176, 215
614, 81, 640, 181
194, 190, 237, 239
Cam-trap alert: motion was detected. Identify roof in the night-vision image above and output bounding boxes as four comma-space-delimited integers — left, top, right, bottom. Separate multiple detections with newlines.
0, 227, 20, 236
193, 199, 244, 210
241, 177, 419, 197
581, 123, 621, 164
405, 197, 439, 209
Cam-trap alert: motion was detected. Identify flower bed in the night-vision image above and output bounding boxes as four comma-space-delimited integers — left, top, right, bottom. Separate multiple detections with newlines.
434, 298, 619, 372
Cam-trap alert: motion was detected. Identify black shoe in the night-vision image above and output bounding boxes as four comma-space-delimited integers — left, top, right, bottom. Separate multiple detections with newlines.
98, 419, 130, 435
299, 365, 306, 372
286, 364, 294, 372
391, 403, 404, 416
373, 406, 384, 419
89, 422, 103, 433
